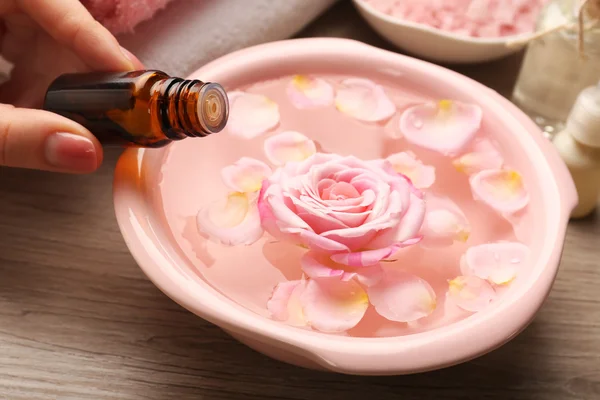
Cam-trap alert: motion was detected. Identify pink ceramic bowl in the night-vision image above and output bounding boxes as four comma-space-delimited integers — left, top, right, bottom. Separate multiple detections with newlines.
113, 38, 577, 375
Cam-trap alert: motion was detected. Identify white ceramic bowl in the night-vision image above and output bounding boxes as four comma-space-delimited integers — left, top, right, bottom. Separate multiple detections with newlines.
353, 0, 533, 64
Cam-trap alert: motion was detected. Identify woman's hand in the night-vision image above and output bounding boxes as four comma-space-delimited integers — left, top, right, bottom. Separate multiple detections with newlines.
0, 0, 142, 173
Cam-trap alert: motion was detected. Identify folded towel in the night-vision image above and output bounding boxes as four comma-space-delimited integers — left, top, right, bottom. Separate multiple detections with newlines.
81, 0, 176, 35
117, 0, 339, 77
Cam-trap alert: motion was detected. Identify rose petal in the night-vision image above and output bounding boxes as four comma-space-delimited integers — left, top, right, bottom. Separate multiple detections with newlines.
469, 169, 529, 214
386, 151, 436, 189
267, 279, 307, 327
296, 229, 350, 253
447, 276, 496, 312
258, 181, 305, 246
227, 91, 279, 139
221, 157, 272, 193
420, 195, 470, 247
367, 270, 437, 322
301, 252, 384, 286
264, 131, 317, 166
321, 226, 380, 251
322, 181, 361, 200
453, 138, 504, 175
330, 242, 417, 267
293, 152, 341, 175
460, 241, 530, 285
291, 196, 350, 233
399, 100, 482, 156
300, 279, 369, 333
360, 180, 396, 226
196, 192, 263, 246
287, 75, 334, 109
368, 191, 426, 249
394, 193, 427, 243
263, 182, 312, 232
257, 180, 284, 237
335, 78, 395, 122
330, 247, 392, 267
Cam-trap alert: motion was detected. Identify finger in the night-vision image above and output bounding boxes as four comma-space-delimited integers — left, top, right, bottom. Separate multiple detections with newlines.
1, 14, 37, 64
121, 46, 144, 70
16, 0, 134, 71
0, 104, 103, 173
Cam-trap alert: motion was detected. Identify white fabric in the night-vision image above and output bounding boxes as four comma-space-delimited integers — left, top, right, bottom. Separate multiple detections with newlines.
118, 0, 339, 77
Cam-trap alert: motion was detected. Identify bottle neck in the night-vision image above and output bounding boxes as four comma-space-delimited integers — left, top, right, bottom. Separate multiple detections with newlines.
152, 78, 212, 141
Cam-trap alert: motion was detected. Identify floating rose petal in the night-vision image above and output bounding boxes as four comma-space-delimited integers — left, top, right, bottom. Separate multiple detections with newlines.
367, 270, 436, 322
300, 279, 369, 333
227, 91, 280, 139
420, 195, 470, 247
386, 151, 435, 189
287, 75, 335, 109
470, 169, 529, 214
399, 100, 482, 156
453, 138, 504, 175
335, 78, 395, 122
264, 131, 317, 166
196, 192, 263, 246
330, 244, 410, 268
221, 157, 272, 193
267, 279, 307, 327
301, 252, 384, 286
447, 276, 496, 312
460, 241, 530, 285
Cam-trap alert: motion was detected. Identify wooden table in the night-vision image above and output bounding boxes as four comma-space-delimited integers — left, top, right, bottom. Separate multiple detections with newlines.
1, 2, 599, 399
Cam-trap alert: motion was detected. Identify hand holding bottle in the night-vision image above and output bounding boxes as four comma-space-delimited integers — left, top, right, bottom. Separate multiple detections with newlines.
0, 0, 142, 173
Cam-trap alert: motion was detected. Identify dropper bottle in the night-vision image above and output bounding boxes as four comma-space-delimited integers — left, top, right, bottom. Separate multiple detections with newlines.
43, 70, 229, 147
552, 81, 600, 218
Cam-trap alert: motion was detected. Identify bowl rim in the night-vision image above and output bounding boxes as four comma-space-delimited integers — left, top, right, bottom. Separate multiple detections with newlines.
352, 0, 537, 46
113, 37, 575, 374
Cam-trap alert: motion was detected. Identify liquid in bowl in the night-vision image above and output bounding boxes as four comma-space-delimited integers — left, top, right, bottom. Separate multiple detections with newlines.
156, 73, 538, 338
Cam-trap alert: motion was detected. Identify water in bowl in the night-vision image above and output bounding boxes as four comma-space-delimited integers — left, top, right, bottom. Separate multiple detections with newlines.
156, 73, 533, 338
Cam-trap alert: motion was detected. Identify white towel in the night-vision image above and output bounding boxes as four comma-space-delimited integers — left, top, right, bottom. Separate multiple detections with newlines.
117, 0, 339, 77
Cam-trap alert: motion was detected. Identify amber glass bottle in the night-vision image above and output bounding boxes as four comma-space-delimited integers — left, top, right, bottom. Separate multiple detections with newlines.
43, 70, 229, 147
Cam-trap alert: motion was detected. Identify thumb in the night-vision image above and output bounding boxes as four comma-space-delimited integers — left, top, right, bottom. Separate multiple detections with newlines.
0, 105, 103, 173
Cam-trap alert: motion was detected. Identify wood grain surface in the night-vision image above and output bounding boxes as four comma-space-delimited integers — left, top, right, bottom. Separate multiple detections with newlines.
1, 1, 599, 399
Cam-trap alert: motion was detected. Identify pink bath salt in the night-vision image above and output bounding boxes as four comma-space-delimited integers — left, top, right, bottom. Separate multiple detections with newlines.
81, 0, 176, 35
363, 0, 550, 38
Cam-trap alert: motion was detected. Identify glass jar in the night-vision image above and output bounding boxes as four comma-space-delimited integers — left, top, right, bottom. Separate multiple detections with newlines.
511, 0, 600, 139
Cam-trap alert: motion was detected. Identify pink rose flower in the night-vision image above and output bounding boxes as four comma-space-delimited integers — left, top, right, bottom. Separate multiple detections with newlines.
255, 149, 439, 333
258, 153, 426, 268
196, 131, 438, 333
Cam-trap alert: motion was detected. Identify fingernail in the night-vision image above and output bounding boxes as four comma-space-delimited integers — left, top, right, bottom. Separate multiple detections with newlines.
45, 133, 98, 173
120, 47, 140, 69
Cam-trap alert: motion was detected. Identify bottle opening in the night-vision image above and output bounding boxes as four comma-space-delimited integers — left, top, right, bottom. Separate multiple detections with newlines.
198, 83, 229, 134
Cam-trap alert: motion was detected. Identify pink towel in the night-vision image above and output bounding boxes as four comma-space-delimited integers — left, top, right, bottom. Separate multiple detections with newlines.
81, 0, 176, 35
363, 0, 548, 38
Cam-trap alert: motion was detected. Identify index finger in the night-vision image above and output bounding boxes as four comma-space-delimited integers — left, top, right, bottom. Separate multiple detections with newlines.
16, 0, 134, 71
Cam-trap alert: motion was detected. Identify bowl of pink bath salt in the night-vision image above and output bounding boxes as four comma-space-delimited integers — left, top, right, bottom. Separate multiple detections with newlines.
113, 38, 577, 375
354, 0, 549, 63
